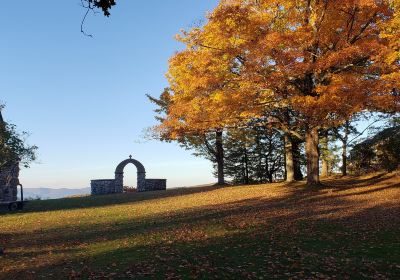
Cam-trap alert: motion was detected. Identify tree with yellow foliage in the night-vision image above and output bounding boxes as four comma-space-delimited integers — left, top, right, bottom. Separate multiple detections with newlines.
155, 0, 399, 186
148, 88, 228, 185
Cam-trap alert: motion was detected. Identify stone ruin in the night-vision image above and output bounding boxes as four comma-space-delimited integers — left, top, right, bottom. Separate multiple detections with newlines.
0, 111, 20, 203
0, 163, 19, 203
91, 156, 167, 195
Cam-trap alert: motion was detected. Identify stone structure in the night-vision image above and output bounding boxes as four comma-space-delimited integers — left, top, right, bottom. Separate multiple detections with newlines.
91, 156, 167, 195
0, 111, 20, 203
0, 163, 19, 203
115, 157, 147, 192
143, 179, 168, 192
90, 179, 116, 195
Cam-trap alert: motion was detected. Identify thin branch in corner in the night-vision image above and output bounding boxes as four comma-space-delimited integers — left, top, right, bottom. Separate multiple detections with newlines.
80, 1, 94, 38
81, 8, 93, 37
79, 0, 116, 37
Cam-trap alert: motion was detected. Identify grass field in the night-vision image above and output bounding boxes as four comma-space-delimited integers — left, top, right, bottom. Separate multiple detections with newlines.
1, 172, 399, 279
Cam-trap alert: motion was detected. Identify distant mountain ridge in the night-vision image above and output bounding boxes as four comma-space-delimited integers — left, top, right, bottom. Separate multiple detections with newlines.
22, 188, 90, 200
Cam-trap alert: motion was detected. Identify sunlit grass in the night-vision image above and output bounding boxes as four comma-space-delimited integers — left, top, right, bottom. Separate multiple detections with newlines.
1, 172, 399, 278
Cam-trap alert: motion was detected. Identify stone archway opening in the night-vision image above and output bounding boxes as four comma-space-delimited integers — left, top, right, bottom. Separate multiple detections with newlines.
122, 164, 138, 190
114, 155, 146, 192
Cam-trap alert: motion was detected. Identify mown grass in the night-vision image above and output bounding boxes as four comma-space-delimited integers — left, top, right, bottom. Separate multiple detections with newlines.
0, 172, 399, 279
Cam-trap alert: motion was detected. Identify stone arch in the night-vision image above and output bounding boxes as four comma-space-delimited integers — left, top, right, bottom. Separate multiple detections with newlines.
114, 157, 146, 192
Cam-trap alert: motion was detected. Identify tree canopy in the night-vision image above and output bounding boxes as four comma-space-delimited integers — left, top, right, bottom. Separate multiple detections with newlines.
82, 0, 116, 16
151, 0, 400, 186
0, 106, 37, 169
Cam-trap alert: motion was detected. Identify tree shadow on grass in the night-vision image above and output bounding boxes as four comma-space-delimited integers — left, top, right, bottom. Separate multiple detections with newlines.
1, 173, 399, 279
318, 173, 400, 198
322, 173, 395, 189
2, 203, 399, 279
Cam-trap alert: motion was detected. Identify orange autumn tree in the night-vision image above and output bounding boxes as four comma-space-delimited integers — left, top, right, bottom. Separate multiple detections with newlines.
148, 85, 229, 185
153, 4, 282, 184
169, 0, 399, 186
380, 0, 400, 96
155, 0, 399, 186
382, 0, 400, 61
233, 0, 400, 186
151, 3, 288, 184
154, 47, 245, 185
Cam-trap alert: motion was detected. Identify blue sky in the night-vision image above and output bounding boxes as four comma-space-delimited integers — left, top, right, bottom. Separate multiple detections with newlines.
1, 1, 220, 188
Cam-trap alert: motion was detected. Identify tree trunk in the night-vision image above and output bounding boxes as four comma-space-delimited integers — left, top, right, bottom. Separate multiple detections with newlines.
284, 134, 295, 182
268, 173, 273, 183
215, 130, 225, 185
342, 141, 347, 176
292, 139, 304, 181
243, 148, 249, 184
341, 121, 350, 176
320, 131, 329, 177
306, 127, 320, 186
321, 159, 329, 177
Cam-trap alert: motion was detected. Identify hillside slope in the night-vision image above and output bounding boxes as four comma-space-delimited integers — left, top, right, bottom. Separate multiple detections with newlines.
1, 173, 399, 279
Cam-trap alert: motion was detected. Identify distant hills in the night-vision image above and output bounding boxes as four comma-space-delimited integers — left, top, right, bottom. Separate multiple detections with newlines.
22, 187, 90, 200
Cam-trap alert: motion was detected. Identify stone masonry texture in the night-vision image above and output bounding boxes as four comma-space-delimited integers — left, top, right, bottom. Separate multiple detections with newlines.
0, 162, 19, 203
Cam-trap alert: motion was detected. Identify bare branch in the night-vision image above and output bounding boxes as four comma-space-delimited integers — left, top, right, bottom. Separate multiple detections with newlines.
81, 4, 94, 38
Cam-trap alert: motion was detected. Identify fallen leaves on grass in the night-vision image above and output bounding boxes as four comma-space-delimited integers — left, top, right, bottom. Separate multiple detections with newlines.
0, 173, 399, 279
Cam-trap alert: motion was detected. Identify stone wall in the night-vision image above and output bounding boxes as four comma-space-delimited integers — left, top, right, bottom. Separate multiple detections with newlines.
145, 179, 167, 192
91, 179, 116, 195
0, 163, 19, 202
137, 172, 147, 192
91, 178, 167, 195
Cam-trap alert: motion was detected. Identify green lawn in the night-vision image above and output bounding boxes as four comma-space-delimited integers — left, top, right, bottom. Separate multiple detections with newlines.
1, 173, 399, 279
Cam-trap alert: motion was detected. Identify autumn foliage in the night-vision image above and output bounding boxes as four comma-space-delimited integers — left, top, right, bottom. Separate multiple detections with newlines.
152, 0, 400, 186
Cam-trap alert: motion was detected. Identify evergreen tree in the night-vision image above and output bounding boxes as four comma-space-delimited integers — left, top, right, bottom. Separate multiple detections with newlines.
223, 124, 285, 184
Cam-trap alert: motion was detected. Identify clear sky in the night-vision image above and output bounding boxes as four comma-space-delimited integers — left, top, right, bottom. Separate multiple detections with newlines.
1, 1, 220, 189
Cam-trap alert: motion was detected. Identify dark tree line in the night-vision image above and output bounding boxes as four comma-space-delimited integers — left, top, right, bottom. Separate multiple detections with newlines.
223, 126, 285, 184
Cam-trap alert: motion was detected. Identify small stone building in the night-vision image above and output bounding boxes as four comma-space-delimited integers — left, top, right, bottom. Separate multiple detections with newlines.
0, 111, 19, 203
91, 156, 167, 195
